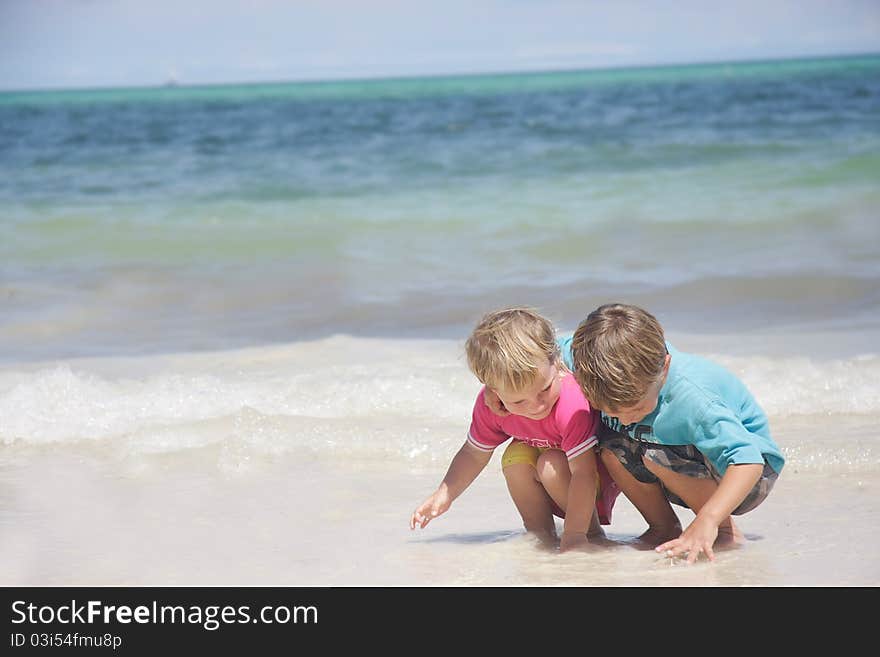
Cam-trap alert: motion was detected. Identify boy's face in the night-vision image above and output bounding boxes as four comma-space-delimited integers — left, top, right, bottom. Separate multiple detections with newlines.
602, 353, 671, 426
493, 359, 562, 421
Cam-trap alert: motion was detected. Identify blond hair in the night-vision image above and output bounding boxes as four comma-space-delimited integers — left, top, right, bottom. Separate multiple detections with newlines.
570, 303, 667, 410
465, 307, 560, 393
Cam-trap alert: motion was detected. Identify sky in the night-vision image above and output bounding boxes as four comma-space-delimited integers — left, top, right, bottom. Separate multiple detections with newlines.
1, 0, 879, 90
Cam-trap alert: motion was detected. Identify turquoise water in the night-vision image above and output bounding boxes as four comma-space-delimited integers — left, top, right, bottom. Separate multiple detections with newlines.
1, 55, 879, 361
2, 58, 880, 587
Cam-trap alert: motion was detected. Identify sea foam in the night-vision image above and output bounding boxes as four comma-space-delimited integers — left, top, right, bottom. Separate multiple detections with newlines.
1, 341, 878, 473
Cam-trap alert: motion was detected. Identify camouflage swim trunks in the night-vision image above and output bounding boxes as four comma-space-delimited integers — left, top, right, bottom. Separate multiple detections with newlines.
597, 423, 778, 515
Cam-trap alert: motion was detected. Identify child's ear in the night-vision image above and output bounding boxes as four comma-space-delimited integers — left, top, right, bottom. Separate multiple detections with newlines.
659, 353, 672, 382
485, 387, 508, 414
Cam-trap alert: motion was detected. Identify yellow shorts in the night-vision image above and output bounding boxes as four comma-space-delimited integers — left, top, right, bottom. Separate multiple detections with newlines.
500, 440, 547, 468
500, 439, 602, 497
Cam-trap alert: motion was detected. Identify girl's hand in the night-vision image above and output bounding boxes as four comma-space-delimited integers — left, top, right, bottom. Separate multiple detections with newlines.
410, 490, 452, 529
559, 532, 589, 553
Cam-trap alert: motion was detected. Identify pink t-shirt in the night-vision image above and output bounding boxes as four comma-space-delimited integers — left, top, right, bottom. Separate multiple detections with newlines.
467, 373, 599, 461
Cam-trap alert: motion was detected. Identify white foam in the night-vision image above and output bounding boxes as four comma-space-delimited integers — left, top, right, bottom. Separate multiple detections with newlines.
1, 338, 878, 472
710, 352, 880, 417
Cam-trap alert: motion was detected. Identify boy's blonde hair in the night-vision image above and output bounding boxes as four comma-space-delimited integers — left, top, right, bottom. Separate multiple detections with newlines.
570, 303, 667, 410
465, 307, 560, 393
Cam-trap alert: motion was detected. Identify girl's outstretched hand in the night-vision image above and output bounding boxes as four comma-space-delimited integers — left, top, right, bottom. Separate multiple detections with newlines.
410, 489, 452, 529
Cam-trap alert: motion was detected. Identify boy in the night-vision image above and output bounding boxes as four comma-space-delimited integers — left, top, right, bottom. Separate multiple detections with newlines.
409, 307, 619, 552
566, 303, 785, 563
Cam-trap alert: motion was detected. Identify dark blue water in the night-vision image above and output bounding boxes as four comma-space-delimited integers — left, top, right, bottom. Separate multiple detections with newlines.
1, 54, 879, 361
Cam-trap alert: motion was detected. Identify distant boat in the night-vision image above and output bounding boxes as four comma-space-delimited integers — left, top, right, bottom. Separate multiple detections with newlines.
164, 70, 180, 87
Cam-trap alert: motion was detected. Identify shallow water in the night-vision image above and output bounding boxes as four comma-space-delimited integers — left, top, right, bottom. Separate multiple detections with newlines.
1, 335, 877, 586
2, 435, 877, 587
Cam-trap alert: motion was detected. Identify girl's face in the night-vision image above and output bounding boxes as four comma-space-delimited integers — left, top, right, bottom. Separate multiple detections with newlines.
493, 359, 562, 421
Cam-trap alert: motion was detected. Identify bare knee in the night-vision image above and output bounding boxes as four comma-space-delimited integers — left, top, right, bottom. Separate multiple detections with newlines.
535, 449, 568, 482
641, 455, 679, 484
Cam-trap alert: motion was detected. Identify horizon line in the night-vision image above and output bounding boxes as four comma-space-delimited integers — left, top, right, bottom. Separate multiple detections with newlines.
2, 50, 878, 96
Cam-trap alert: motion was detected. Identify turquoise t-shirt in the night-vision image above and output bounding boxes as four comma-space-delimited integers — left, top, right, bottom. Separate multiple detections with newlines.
558, 336, 785, 477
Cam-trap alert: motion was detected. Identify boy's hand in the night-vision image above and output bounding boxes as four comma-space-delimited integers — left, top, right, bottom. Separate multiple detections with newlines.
410, 489, 452, 529
656, 463, 761, 563
655, 515, 719, 563
483, 388, 510, 417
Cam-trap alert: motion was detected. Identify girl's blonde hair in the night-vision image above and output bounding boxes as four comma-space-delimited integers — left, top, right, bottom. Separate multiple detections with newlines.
570, 303, 667, 410
465, 307, 560, 393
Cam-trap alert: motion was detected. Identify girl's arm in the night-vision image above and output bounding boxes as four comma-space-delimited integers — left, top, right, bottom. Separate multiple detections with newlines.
559, 449, 599, 552
410, 441, 493, 529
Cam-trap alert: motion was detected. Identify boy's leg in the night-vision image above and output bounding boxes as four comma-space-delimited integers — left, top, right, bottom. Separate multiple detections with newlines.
535, 449, 603, 538
642, 459, 743, 544
600, 448, 681, 545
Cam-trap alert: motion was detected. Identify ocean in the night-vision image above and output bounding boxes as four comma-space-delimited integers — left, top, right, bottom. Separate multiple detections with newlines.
1, 55, 879, 586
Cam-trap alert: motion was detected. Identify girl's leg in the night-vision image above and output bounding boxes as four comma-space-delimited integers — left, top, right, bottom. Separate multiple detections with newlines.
536, 449, 603, 538
642, 459, 743, 543
502, 462, 557, 545
601, 449, 681, 546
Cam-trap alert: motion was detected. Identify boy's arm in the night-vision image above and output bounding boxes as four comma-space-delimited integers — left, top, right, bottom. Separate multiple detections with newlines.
559, 449, 599, 552
655, 462, 763, 563
410, 441, 493, 529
